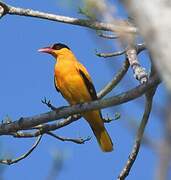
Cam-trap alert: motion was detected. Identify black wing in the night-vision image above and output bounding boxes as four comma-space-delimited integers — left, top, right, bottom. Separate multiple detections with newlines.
54, 76, 60, 92
79, 69, 97, 101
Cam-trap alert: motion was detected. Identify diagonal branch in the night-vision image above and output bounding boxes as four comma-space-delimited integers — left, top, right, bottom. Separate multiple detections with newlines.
97, 43, 146, 98
0, 135, 42, 165
126, 45, 148, 84
97, 59, 129, 98
118, 73, 158, 179
118, 95, 153, 179
0, 1, 137, 33
47, 132, 91, 144
0, 75, 160, 136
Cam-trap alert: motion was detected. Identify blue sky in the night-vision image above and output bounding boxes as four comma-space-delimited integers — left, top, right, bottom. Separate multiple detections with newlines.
0, 1, 165, 180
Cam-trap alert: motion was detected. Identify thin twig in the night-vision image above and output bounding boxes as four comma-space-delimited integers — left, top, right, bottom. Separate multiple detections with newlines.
96, 43, 145, 58
118, 93, 155, 179
47, 132, 91, 144
34, 115, 81, 133
0, 75, 160, 136
96, 49, 126, 58
0, 135, 42, 165
97, 31, 119, 39
11, 115, 81, 138
118, 77, 158, 179
97, 59, 129, 98
0, 1, 137, 33
97, 43, 146, 98
10, 113, 115, 139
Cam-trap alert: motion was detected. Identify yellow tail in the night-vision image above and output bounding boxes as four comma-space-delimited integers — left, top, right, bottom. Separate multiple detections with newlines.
83, 111, 113, 152
92, 126, 113, 152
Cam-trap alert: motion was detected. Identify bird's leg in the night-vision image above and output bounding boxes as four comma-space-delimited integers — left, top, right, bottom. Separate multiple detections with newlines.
41, 97, 57, 110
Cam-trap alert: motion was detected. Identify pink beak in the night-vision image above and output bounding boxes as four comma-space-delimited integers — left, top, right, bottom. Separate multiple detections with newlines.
38, 47, 53, 54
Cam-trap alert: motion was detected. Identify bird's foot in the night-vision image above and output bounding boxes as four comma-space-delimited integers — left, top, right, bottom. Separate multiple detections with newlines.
41, 97, 57, 110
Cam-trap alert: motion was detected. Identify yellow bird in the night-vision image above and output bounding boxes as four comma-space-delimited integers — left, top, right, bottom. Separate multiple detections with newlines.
38, 43, 113, 152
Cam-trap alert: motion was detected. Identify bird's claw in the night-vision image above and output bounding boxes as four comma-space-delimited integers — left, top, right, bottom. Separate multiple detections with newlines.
41, 97, 56, 110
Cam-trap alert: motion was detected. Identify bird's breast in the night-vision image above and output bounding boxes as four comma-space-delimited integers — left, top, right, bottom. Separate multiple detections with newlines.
54, 61, 91, 104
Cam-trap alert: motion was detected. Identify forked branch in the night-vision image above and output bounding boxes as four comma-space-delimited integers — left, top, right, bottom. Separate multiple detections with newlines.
0, 135, 42, 165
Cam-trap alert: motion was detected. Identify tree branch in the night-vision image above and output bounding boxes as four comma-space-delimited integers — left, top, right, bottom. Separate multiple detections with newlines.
97, 31, 119, 39
0, 75, 160, 136
10, 115, 81, 138
0, 1, 137, 33
0, 135, 42, 165
118, 66, 158, 179
122, 0, 171, 92
126, 45, 148, 84
97, 43, 146, 99
118, 87, 157, 179
10, 113, 116, 139
96, 43, 146, 58
97, 59, 129, 98
46, 132, 91, 144
96, 49, 126, 58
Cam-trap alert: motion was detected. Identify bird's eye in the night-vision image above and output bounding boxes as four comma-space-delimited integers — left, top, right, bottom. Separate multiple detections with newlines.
51, 44, 58, 50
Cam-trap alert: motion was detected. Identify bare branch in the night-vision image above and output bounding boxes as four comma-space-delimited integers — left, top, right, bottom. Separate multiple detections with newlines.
0, 75, 160, 136
122, 0, 171, 92
97, 31, 119, 39
126, 47, 148, 84
0, 135, 42, 165
96, 43, 145, 58
10, 113, 115, 139
97, 43, 146, 98
0, 1, 137, 33
96, 49, 126, 58
118, 79, 158, 179
11, 131, 38, 138
9, 115, 82, 140
98, 59, 129, 98
34, 115, 81, 133
47, 132, 91, 144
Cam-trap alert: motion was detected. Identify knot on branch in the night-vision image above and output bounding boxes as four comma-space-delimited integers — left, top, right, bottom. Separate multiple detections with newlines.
126, 47, 148, 84
0, 2, 9, 18
0, 6, 4, 17
132, 65, 148, 84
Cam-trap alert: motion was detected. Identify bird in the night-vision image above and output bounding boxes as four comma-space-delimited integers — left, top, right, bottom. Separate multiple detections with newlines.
38, 43, 113, 152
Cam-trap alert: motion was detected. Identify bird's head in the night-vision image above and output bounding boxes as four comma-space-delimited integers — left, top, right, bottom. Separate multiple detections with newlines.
38, 43, 70, 58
